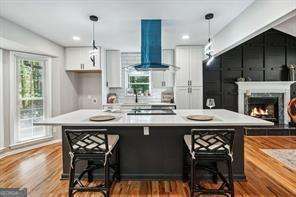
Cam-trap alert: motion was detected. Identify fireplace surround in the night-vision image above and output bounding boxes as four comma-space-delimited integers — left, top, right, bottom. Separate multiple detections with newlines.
236, 81, 296, 125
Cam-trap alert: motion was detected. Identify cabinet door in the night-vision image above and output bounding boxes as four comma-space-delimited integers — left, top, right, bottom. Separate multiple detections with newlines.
189, 46, 203, 86
65, 47, 101, 70
175, 87, 189, 109
189, 86, 203, 109
151, 71, 165, 88
163, 49, 174, 87
106, 50, 121, 87
65, 47, 83, 70
175, 46, 190, 86
152, 49, 174, 88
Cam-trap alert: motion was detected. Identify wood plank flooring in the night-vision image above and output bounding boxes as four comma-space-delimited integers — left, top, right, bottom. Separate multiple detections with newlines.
0, 136, 295, 196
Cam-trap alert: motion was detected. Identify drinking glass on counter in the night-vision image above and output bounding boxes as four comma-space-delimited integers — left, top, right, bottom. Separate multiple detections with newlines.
206, 98, 215, 109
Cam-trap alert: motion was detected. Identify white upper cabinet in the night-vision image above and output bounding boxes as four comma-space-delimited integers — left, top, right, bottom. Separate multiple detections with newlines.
152, 49, 175, 88
175, 46, 190, 86
65, 47, 101, 71
189, 46, 203, 86
175, 46, 203, 109
175, 46, 203, 87
106, 50, 121, 88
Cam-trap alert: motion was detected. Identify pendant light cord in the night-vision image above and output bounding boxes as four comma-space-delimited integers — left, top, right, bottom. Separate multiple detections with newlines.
208, 19, 211, 43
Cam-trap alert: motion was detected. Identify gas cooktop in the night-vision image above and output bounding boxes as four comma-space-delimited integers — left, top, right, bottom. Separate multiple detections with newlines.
127, 108, 176, 115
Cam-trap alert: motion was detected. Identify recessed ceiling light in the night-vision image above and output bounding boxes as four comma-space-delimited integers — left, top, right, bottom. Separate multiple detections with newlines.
182, 35, 190, 40
72, 36, 80, 41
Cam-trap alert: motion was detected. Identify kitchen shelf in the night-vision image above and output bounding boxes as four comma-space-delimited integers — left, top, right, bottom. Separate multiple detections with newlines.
66, 69, 102, 73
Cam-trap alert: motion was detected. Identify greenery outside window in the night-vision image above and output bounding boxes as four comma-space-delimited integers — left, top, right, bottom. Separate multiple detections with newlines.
127, 70, 151, 96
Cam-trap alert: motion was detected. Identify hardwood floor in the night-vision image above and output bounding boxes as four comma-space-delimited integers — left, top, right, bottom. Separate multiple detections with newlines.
0, 136, 295, 196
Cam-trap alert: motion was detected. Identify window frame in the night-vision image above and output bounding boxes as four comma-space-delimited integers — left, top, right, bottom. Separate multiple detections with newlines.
0, 49, 4, 148
125, 69, 151, 96
9, 52, 52, 145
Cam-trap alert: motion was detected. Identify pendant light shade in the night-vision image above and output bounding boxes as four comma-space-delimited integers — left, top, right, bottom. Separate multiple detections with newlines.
204, 13, 214, 66
89, 15, 99, 67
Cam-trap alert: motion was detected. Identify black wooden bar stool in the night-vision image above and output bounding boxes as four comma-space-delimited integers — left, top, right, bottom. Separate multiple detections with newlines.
65, 129, 120, 197
183, 128, 235, 197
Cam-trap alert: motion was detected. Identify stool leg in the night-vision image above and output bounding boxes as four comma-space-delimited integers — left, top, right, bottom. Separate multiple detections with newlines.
69, 163, 76, 197
116, 146, 121, 181
227, 158, 234, 197
213, 162, 218, 184
105, 157, 110, 197
190, 159, 195, 197
182, 145, 188, 182
87, 160, 94, 183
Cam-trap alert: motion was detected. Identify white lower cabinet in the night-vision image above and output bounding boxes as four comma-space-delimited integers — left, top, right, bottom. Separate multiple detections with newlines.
175, 86, 203, 109
189, 86, 203, 109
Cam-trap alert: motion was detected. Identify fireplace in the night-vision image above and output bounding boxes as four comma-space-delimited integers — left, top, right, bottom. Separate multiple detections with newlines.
247, 97, 279, 123
236, 81, 295, 125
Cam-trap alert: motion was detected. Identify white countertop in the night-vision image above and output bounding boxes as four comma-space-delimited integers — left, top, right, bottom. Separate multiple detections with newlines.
35, 109, 273, 127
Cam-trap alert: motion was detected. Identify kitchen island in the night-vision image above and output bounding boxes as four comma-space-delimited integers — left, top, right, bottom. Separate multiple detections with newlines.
35, 109, 273, 180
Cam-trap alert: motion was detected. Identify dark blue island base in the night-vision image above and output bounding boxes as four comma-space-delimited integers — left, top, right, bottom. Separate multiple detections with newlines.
61, 126, 246, 181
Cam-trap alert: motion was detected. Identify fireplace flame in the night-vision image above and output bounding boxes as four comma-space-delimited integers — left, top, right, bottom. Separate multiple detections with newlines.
250, 107, 268, 117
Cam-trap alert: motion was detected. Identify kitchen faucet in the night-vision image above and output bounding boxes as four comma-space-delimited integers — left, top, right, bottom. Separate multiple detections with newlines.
134, 88, 138, 103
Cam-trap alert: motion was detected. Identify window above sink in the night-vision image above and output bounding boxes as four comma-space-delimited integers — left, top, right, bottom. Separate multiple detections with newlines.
126, 69, 151, 97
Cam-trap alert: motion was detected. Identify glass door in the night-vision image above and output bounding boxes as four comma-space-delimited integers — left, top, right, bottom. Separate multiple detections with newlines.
14, 55, 50, 143
0, 49, 3, 148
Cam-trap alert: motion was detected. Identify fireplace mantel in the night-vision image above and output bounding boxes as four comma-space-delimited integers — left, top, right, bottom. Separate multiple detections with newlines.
236, 81, 295, 90
236, 81, 296, 124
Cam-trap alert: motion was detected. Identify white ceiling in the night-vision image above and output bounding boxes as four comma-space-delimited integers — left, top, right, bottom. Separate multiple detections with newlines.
0, 0, 255, 51
274, 15, 296, 37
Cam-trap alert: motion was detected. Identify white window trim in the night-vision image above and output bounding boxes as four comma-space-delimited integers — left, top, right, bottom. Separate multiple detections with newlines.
9, 52, 52, 144
0, 49, 4, 148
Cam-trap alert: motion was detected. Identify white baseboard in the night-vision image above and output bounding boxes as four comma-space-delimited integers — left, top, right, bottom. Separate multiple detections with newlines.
0, 139, 61, 159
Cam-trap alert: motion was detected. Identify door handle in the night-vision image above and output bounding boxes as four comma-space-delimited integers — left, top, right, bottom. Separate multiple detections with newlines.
188, 87, 191, 93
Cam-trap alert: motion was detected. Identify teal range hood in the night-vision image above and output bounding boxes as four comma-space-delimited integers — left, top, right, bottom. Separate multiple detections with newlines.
132, 19, 175, 71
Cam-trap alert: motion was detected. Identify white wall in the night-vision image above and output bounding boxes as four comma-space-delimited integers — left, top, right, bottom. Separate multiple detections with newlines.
0, 16, 79, 150
275, 14, 296, 37
212, 0, 296, 57
77, 73, 102, 109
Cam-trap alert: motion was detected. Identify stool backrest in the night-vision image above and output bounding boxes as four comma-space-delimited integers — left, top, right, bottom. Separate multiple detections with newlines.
65, 129, 109, 154
191, 129, 235, 153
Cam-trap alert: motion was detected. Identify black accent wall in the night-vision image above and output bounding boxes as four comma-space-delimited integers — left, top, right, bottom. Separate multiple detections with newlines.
203, 29, 296, 111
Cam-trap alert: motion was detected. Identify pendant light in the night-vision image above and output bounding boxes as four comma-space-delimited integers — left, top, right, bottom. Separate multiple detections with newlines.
89, 15, 99, 67
204, 13, 214, 66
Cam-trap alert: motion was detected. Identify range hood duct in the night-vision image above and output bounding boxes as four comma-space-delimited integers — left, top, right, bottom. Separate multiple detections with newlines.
131, 19, 177, 71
